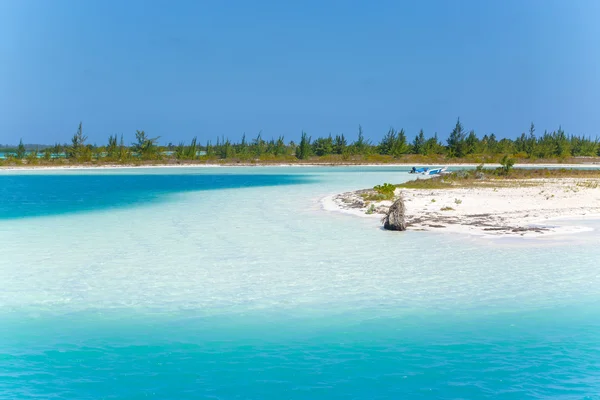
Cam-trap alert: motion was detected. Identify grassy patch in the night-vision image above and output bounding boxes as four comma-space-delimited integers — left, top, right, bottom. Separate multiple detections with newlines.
399, 178, 453, 189
373, 183, 396, 199
398, 168, 600, 190
576, 180, 600, 189
360, 193, 389, 201
440, 206, 455, 211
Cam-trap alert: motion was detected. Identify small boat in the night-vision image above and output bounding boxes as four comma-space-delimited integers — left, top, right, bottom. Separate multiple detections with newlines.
423, 167, 448, 176
409, 166, 448, 175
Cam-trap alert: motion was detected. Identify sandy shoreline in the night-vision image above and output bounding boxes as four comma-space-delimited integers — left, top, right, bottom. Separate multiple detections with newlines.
3, 162, 600, 172
322, 178, 600, 238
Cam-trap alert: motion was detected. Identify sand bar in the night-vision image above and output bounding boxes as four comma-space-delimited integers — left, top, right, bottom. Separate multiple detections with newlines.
323, 177, 600, 238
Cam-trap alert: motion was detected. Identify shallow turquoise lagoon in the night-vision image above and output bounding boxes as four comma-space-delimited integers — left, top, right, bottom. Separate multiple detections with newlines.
1, 167, 600, 399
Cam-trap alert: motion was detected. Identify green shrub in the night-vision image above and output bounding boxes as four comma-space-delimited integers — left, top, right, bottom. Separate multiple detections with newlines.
373, 183, 396, 200
361, 193, 388, 201
26, 151, 39, 165
513, 151, 529, 159
500, 155, 515, 175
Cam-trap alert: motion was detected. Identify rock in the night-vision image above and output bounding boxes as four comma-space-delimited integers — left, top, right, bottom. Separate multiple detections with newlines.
382, 195, 407, 231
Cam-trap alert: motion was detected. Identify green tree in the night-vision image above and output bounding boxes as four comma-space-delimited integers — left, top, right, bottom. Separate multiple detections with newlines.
554, 126, 571, 158
571, 135, 598, 156
527, 122, 536, 157
107, 135, 118, 159
351, 125, 371, 155
424, 133, 444, 155
133, 130, 160, 160
26, 147, 39, 164
379, 128, 408, 157
412, 130, 426, 155
391, 128, 409, 157
447, 118, 467, 157
497, 138, 515, 155
66, 122, 90, 160
251, 132, 265, 157
272, 136, 287, 156
296, 132, 311, 160
464, 130, 478, 155
236, 134, 249, 157
176, 137, 199, 160
175, 142, 186, 159
217, 137, 235, 159
52, 143, 63, 158
514, 133, 528, 153
118, 135, 129, 161
500, 154, 515, 175
16, 139, 26, 159
312, 135, 334, 156
92, 144, 103, 160
43, 147, 52, 161
486, 133, 498, 154
333, 134, 347, 155
188, 137, 198, 159
378, 128, 397, 155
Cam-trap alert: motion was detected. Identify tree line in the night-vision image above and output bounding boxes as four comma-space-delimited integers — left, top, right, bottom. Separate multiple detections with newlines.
2, 119, 599, 163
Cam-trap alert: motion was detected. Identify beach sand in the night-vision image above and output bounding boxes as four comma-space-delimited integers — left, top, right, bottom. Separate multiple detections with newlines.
322, 178, 600, 238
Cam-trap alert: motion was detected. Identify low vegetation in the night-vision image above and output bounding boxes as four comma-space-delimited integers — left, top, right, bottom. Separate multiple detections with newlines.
398, 167, 600, 189
361, 183, 397, 201
373, 183, 396, 199
361, 192, 388, 201
577, 180, 600, 189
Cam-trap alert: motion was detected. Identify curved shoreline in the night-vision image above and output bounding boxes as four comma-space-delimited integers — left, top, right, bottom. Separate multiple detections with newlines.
322, 178, 600, 238
3, 162, 600, 172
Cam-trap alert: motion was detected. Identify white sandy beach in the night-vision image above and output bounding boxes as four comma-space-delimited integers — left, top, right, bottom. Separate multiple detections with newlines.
323, 178, 600, 238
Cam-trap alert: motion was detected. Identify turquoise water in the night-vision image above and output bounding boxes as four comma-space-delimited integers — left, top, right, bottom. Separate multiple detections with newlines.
1, 167, 600, 399
0, 171, 312, 219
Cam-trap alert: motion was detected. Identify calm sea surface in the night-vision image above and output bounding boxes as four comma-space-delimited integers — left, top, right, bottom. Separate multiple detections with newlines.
1, 167, 600, 399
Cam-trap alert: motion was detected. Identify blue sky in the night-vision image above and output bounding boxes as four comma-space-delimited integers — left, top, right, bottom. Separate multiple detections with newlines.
1, 0, 600, 145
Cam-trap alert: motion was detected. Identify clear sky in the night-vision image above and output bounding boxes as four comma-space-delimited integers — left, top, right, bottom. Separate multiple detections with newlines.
1, 0, 600, 145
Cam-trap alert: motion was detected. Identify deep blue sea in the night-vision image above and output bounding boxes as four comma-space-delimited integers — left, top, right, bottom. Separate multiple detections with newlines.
1, 167, 600, 399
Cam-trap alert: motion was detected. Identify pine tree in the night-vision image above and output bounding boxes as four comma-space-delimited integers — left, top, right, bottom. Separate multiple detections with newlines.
107, 135, 118, 158
378, 128, 397, 155
133, 130, 160, 160
351, 125, 370, 155
16, 139, 26, 159
296, 132, 311, 159
464, 130, 478, 155
412, 130, 426, 155
447, 118, 466, 158
527, 122, 536, 157
391, 128, 409, 157
333, 134, 347, 155
67, 122, 87, 159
